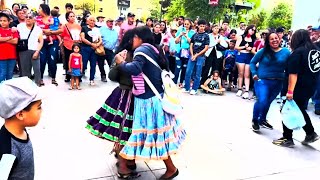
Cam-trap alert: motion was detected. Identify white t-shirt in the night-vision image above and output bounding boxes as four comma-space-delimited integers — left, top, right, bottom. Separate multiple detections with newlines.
17, 24, 42, 51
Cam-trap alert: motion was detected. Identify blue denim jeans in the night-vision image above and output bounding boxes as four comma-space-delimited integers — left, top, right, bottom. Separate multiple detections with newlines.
253, 79, 283, 122
0, 59, 16, 82
40, 40, 59, 79
184, 56, 205, 91
81, 45, 98, 81
173, 55, 188, 84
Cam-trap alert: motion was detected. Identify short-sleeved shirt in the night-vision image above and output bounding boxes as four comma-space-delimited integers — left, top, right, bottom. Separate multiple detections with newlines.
81, 26, 101, 46
0, 28, 19, 60
191, 32, 210, 54
17, 24, 43, 51
288, 47, 320, 97
119, 22, 135, 39
35, 16, 57, 41
208, 78, 221, 90
0, 126, 34, 180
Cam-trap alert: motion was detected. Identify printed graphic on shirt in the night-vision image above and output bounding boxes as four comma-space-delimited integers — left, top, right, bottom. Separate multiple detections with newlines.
308, 49, 320, 73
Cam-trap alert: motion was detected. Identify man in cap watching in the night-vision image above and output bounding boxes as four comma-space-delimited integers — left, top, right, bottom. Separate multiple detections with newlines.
118, 12, 135, 42
0, 77, 43, 180
96, 15, 106, 27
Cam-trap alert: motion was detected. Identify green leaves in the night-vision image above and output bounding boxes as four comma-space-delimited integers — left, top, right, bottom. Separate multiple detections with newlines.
268, 2, 293, 29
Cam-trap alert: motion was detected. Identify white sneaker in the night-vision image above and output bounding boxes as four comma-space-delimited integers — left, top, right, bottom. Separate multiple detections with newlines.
182, 88, 189, 93
242, 92, 249, 99
236, 90, 243, 97
190, 90, 197, 95
90, 81, 95, 86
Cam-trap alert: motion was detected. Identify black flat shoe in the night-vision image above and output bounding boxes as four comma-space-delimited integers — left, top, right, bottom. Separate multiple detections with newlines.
159, 169, 179, 180
116, 162, 137, 171
117, 171, 140, 179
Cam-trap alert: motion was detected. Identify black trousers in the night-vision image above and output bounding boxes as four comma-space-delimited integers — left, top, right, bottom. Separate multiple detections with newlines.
282, 95, 315, 140
97, 48, 115, 77
64, 47, 73, 80
168, 55, 176, 74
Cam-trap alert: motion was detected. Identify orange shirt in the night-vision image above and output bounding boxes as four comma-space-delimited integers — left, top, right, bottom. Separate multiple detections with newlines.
0, 28, 19, 60
61, 23, 81, 50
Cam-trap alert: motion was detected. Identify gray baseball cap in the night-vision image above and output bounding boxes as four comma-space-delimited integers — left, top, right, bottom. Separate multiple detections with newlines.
0, 77, 42, 119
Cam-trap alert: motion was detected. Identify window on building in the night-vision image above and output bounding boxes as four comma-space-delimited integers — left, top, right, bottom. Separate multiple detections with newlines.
99, 8, 103, 12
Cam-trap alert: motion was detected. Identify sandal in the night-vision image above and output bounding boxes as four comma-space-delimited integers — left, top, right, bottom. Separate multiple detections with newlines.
76, 86, 82, 90
39, 81, 45, 87
159, 169, 179, 180
68, 87, 74, 90
117, 171, 140, 179
52, 80, 58, 86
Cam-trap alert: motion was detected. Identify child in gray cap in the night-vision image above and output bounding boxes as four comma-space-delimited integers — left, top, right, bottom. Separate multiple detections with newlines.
0, 77, 42, 180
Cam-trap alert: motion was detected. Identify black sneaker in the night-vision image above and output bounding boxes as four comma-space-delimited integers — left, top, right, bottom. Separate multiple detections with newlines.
273, 137, 295, 148
301, 132, 319, 145
252, 121, 260, 132
260, 120, 273, 130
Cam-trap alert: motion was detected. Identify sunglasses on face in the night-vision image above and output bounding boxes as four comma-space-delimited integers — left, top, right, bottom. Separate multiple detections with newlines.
26, 16, 34, 19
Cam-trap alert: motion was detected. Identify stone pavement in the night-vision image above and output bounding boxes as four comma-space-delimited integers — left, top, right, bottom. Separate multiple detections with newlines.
1, 65, 320, 180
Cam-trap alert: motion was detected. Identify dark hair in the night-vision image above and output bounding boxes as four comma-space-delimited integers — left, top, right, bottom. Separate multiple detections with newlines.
16, 9, 24, 14
135, 26, 169, 70
72, 43, 81, 51
54, 6, 59, 10
51, 9, 59, 17
262, 32, 279, 61
230, 40, 236, 44
39, 4, 50, 16
197, 19, 206, 26
229, 29, 237, 35
243, 24, 257, 41
65, 3, 74, 9
222, 20, 229, 24
0, 13, 10, 21
290, 29, 316, 51
65, 11, 74, 21
218, 28, 225, 33
212, 70, 220, 76
179, 16, 185, 20
23, 101, 39, 112
81, 11, 91, 25
160, 21, 167, 33
12, 3, 20, 10
146, 17, 153, 27
184, 18, 193, 29
116, 29, 136, 54
21, 5, 28, 10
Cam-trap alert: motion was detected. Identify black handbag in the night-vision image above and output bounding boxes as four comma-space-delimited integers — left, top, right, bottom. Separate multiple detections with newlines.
17, 25, 34, 52
215, 35, 228, 51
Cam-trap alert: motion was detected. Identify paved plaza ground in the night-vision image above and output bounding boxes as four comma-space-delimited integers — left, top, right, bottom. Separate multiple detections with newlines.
1, 66, 320, 180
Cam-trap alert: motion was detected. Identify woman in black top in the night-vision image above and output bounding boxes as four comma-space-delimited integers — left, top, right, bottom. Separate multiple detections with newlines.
235, 25, 256, 99
153, 23, 162, 45
273, 29, 320, 147
80, 15, 102, 86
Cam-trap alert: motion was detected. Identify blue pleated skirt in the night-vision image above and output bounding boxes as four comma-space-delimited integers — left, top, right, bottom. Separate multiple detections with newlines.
120, 95, 186, 160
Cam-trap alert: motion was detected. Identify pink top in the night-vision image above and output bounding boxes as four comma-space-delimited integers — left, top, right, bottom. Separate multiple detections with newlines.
119, 22, 136, 40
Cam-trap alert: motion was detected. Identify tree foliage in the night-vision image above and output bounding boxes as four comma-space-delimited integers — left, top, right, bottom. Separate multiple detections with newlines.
183, 0, 235, 22
74, 1, 94, 12
248, 10, 268, 30
165, 0, 185, 21
268, 2, 293, 30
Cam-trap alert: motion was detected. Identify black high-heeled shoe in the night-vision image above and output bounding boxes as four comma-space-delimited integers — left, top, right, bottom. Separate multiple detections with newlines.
159, 169, 179, 180
117, 171, 140, 179
116, 162, 137, 171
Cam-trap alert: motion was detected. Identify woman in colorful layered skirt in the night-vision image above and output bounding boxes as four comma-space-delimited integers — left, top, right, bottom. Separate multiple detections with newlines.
115, 26, 186, 180
85, 29, 140, 179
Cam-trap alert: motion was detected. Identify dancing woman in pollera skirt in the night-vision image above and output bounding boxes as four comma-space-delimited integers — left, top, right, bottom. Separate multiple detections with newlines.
115, 26, 186, 180
85, 29, 140, 179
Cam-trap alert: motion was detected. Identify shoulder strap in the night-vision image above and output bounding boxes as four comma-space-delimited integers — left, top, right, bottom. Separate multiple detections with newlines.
134, 52, 162, 70
141, 74, 162, 100
27, 25, 34, 40
65, 24, 73, 40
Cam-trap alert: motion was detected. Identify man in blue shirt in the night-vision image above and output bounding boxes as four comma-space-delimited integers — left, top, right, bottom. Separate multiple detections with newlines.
98, 18, 118, 82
